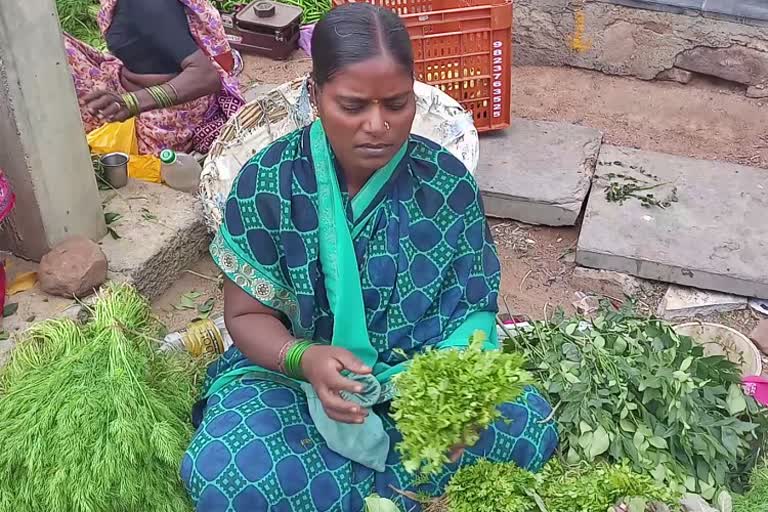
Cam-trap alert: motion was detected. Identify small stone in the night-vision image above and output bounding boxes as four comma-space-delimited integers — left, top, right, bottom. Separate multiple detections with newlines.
38, 236, 108, 299
680, 494, 719, 512
656, 67, 693, 84
657, 285, 747, 320
573, 292, 600, 315
570, 267, 640, 298
675, 46, 768, 86
750, 320, 768, 356
746, 85, 768, 99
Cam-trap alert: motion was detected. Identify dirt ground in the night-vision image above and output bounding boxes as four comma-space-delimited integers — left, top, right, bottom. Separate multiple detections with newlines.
512, 66, 768, 169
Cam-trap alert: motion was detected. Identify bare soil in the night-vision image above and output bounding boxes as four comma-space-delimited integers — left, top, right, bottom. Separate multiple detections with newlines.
512, 66, 768, 169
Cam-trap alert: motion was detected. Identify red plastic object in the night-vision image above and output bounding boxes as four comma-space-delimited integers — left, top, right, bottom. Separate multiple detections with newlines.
337, 0, 513, 132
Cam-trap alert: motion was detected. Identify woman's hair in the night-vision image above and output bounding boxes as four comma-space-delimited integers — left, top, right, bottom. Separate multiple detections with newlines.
311, 3, 414, 86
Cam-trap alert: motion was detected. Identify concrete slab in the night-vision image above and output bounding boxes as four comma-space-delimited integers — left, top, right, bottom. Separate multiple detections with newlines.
657, 285, 747, 320
475, 119, 602, 226
99, 180, 209, 300
577, 145, 768, 299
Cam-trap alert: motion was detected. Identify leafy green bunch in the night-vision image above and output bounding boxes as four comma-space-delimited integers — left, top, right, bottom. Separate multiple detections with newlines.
505, 307, 768, 499
0, 284, 206, 512
391, 331, 531, 475
445, 459, 536, 512
445, 459, 677, 512
55, 0, 104, 49
536, 460, 678, 512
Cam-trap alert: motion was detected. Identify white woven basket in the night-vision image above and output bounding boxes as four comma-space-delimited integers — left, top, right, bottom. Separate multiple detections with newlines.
200, 78, 479, 232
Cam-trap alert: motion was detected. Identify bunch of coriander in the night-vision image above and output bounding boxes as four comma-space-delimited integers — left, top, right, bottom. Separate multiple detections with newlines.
391, 331, 531, 475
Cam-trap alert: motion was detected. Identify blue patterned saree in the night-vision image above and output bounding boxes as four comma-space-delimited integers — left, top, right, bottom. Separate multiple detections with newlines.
181, 122, 558, 511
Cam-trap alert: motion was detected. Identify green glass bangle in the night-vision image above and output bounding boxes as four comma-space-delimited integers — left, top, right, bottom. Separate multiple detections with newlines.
285, 340, 313, 379
120, 93, 140, 117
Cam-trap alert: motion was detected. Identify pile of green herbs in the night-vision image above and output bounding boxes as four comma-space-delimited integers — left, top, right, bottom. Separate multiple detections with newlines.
0, 284, 206, 511
55, 0, 104, 49
503, 306, 768, 500
391, 331, 531, 475
212, 0, 333, 25
734, 458, 768, 512
443, 459, 678, 512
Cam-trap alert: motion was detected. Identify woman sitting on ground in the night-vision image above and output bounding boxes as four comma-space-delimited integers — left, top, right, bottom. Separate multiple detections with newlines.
181, 4, 558, 510
64, 0, 243, 155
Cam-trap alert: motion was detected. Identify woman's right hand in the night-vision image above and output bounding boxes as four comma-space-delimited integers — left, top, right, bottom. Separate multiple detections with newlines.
83, 89, 131, 123
301, 345, 372, 424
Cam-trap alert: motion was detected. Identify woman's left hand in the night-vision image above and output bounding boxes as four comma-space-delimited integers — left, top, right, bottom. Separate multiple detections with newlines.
83, 90, 131, 123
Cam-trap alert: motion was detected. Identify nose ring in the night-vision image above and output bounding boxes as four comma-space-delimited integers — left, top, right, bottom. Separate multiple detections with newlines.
384, 121, 390, 131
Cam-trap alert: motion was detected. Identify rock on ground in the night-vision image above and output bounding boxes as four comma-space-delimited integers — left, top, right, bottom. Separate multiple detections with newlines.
38, 236, 107, 298
474, 119, 602, 226
676, 45, 768, 87
570, 267, 641, 299
747, 84, 768, 99
656, 67, 693, 84
657, 285, 747, 320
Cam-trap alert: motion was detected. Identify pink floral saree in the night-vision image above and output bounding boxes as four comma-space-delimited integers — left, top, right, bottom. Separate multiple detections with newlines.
63, 0, 244, 155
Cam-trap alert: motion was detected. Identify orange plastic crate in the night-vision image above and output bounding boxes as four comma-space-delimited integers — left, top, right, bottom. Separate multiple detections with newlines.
337, 0, 513, 132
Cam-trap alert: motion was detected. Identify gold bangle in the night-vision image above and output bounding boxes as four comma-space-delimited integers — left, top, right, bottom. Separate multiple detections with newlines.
120, 93, 140, 117
165, 82, 179, 103
148, 85, 174, 109
128, 93, 140, 116
157, 85, 173, 108
146, 86, 164, 108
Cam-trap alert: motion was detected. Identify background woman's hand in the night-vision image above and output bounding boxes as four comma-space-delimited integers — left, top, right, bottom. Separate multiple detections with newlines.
301, 345, 372, 424
83, 89, 131, 123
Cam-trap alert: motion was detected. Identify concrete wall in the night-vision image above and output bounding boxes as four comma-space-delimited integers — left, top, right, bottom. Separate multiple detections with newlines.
513, 0, 768, 88
0, 0, 105, 260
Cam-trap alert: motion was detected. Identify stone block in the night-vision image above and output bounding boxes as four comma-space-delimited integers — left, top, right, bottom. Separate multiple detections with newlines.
747, 84, 768, 99
570, 267, 641, 298
675, 45, 768, 86
577, 145, 768, 299
474, 119, 602, 226
99, 181, 209, 301
657, 285, 747, 319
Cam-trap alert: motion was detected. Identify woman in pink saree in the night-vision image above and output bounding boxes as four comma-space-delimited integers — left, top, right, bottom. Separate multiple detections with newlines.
64, 0, 244, 155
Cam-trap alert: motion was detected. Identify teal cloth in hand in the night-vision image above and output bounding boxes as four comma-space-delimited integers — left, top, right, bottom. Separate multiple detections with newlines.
300, 372, 391, 472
